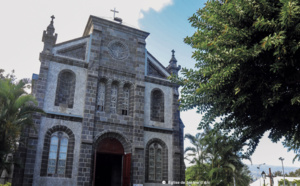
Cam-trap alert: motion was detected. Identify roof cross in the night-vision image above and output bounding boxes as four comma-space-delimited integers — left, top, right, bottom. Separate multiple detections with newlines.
51, 15, 55, 22
111, 8, 119, 18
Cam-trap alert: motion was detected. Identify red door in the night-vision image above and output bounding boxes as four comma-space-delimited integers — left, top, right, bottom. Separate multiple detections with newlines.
122, 153, 131, 186
94, 138, 125, 186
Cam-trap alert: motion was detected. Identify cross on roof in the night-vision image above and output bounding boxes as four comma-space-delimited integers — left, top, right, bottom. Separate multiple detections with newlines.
51, 15, 55, 22
172, 49, 175, 56
111, 8, 119, 18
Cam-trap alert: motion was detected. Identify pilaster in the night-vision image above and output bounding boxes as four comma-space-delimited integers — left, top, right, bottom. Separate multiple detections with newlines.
77, 28, 101, 186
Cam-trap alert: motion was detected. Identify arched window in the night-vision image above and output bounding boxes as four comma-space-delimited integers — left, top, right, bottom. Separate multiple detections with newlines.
97, 82, 106, 111
47, 132, 68, 175
148, 143, 162, 181
55, 70, 76, 108
150, 89, 164, 122
122, 85, 130, 115
110, 83, 118, 114
40, 126, 75, 178
146, 139, 168, 182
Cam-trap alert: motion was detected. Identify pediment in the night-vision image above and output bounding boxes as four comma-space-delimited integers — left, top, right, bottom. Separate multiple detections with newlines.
53, 36, 89, 61
148, 60, 167, 79
146, 51, 170, 79
57, 43, 86, 60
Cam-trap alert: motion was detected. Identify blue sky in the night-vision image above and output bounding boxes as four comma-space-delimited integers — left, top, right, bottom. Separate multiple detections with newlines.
0, 0, 299, 169
140, 1, 300, 169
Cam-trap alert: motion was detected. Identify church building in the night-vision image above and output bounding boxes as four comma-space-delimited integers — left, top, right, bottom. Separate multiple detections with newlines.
13, 15, 185, 186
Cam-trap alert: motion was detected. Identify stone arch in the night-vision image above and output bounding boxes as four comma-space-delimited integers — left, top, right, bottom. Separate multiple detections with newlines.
98, 76, 108, 82
111, 80, 120, 88
123, 81, 133, 87
93, 131, 132, 186
145, 138, 168, 182
150, 88, 164, 122
94, 130, 132, 154
55, 69, 76, 108
40, 125, 75, 178
98, 77, 108, 84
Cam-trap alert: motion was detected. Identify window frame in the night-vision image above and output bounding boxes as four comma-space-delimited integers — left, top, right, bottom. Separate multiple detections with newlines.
110, 83, 118, 114
97, 81, 106, 112
148, 143, 163, 181
54, 70, 76, 108
47, 132, 69, 176
145, 139, 168, 183
150, 89, 164, 122
40, 126, 75, 178
122, 85, 130, 115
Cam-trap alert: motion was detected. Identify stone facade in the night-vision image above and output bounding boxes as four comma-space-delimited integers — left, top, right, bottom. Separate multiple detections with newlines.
13, 15, 185, 186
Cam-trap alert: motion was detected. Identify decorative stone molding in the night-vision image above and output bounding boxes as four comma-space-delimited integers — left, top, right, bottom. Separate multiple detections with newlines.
108, 40, 129, 60
93, 130, 132, 154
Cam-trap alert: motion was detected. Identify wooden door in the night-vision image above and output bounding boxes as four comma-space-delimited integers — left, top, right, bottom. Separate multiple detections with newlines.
122, 153, 131, 186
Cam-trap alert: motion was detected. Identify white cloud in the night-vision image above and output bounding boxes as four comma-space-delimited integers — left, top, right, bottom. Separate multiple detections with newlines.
0, 0, 173, 80
140, 0, 173, 12
102, 0, 173, 28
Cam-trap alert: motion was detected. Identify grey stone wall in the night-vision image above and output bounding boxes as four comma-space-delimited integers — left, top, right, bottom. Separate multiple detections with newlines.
21, 138, 38, 186
79, 16, 149, 185
13, 15, 185, 186
32, 117, 82, 186
171, 92, 185, 184
12, 52, 53, 186
43, 62, 87, 116
144, 82, 173, 129
77, 143, 93, 186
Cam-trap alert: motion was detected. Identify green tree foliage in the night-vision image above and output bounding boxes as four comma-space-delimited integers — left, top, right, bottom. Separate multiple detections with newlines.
174, 0, 300, 155
291, 179, 300, 186
185, 132, 209, 183
283, 135, 300, 163
273, 170, 283, 176
0, 69, 44, 176
185, 165, 202, 184
273, 168, 300, 177
0, 182, 11, 186
185, 129, 251, 185
287, 168, 300, 177
278, 179, 290, 186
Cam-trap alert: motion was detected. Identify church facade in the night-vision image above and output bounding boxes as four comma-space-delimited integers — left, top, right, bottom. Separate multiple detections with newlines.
13, 15, 185, 186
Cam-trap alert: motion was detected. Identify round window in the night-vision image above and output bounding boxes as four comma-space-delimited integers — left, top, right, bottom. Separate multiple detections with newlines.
108, 40, 129, 60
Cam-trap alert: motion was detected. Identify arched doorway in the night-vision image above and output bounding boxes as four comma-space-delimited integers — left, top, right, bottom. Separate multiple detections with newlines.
94, 137, 131, 186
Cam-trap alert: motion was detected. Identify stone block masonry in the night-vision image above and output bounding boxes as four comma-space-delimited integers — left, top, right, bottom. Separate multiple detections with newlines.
12, 15, 185, 186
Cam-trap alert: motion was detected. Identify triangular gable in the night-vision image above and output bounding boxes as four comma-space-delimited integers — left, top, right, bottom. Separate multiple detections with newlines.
52, 36, 89, 61
148, 60, 167, 78
57, 43, 86, 60
147, 51, 170, 79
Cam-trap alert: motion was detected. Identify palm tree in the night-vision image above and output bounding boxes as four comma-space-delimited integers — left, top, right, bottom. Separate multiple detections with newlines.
206, 130, 251, 186
0, 78, 44, 176
185, 128, 251, 186
185, 132, 210, 184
